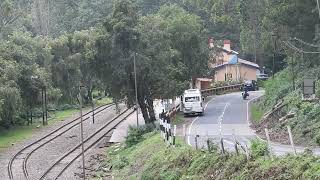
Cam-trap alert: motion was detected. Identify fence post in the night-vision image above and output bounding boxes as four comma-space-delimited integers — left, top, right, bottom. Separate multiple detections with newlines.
232, 129, 239, 155
220, 138, 225, 154
195, 135, 199, 150
159, 117, 163, 139
173, 125, 176, 147
245, 144, 250, 160
287, 125, 297, 155
264, 128, 273, 156
167, 116, 171, 146
180, 96, 183, 112
183, 124, 186, 142
207, 139, 211, 152
165, 119, 168, 142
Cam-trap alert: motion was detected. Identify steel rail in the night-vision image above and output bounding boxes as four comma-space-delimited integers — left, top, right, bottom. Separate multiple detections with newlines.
38, 108, 133, 180
7, 102, 115, 180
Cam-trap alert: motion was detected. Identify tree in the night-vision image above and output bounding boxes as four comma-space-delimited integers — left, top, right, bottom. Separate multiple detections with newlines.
96, 1, 208, 124
0, 0, 32, 39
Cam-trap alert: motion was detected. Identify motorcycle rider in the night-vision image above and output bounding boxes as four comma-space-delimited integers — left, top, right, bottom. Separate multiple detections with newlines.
242, 86, 249, 99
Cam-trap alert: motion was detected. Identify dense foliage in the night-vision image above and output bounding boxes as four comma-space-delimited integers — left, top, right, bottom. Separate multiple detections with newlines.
0, 0, 210, 128
0, 0, 319, 130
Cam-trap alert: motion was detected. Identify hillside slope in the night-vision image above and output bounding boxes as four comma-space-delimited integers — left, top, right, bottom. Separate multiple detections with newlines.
94, 132, 320, 179
253, 66, 320, 146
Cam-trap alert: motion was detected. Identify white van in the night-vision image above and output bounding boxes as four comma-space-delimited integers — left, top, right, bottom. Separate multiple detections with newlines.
183, 89, 204, 116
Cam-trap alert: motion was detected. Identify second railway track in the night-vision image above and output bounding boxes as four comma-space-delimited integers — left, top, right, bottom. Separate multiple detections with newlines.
7, 102, 117, 180
39, 108, 134, 180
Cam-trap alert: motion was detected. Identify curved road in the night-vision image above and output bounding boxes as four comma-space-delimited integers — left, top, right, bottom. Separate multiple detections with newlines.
187, 91, 320, 156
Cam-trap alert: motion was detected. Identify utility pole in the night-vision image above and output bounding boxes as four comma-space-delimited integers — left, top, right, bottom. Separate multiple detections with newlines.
134, 52, 139, 127
41, 88, 45, 126
291, 55, 296, 90
79, 86, 86, 179
91, 91, 95, 124
272, 33, 277, 78
253, 33, 257, 63
317, 0, 320, 19
44, 86, 48, 125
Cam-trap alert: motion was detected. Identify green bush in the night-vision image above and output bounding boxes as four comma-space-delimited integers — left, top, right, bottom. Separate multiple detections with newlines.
125, 124, 155, 147
58, 104, 77, 111
250, 138, 269, 158
113, 155, 129, 170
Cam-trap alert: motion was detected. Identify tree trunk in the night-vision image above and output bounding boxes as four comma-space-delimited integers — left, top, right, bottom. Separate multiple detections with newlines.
146, 96, 156, 123
191, 76, 197, 89
87, 87, 93, 104
138, 99, 150, 123
27, 109, 30, 126
30, 106, 33, 125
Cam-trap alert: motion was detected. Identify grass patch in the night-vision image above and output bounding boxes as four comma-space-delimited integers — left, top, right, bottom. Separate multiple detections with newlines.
0, 97, 113, 151
251, 104, 263, 124
95, 97, 112, 106
0, 107, 88, 151
0, 125, 37, 151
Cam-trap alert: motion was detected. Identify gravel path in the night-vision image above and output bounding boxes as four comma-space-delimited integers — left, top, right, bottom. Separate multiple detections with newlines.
0, 103, 125, 180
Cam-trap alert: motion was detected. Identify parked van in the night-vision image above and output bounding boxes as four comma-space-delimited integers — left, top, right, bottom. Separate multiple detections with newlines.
182, 89, 204, 116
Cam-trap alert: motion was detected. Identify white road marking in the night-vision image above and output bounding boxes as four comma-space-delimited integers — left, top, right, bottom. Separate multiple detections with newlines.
187, 97, 216, 145
218, 103, 229, 139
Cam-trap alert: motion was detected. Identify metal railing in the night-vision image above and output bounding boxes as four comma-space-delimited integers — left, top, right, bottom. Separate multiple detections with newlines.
161, 84, 242, 118
201, 84, 242, 97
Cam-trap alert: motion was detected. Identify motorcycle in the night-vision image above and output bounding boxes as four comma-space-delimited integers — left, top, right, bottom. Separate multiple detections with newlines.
242, 91, 249, 100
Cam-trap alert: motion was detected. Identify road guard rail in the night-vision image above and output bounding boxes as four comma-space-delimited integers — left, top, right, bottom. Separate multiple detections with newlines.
158, 84, 242, 147
201, 84, 242, 97
163, 84, 242, 118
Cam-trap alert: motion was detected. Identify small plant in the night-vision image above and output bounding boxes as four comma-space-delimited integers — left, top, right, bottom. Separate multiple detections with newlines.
206, 139, 219, 152
125, 123, 155, 147
112, 155, 129, 170
250, 138, 269, 158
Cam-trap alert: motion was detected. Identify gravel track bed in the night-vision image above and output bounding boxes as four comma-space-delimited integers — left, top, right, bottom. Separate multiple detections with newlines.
0, 104, 123, 180
26, 104, 126, 180
61, 134, 114, 180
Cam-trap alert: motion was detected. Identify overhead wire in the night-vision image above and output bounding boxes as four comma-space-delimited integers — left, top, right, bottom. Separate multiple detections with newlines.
292, 37, 320, 48
317, 0, 320, 19
282, 40, 320, 54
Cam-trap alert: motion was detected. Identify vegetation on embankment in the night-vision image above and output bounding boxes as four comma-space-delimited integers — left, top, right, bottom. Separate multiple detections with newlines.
254, 67, 320, 146
251, 104, 264, 124
96, 131, 320, 180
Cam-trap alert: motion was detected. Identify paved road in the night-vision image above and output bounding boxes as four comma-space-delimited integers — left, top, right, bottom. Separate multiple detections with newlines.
187, 91, 320, 156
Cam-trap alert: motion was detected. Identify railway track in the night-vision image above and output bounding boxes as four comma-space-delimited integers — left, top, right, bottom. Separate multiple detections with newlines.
7, 103, 116, 180
39, 108, 134, 180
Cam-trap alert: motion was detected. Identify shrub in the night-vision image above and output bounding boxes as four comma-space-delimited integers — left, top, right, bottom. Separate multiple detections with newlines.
125, 123, 155, 147
250, 138, 269, 158
58, 104, 77, 111
112, 155, 129, 169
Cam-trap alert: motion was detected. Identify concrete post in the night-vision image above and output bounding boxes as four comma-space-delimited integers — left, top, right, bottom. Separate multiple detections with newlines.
264, 128, 273, 156
232, 129, 239, 155
182, 124, 186, 142
287, 126, 297, 155
173, 125, 176, 146
195, 135, 199, 150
